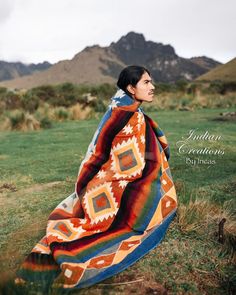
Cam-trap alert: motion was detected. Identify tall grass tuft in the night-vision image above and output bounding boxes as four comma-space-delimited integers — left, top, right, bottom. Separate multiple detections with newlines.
177, 198, 236, 254
69, 104, 92, 120
3, 111, 41, 131
40, 116, 52, 129
53, 107, 69, 121
7, 110, 25, 129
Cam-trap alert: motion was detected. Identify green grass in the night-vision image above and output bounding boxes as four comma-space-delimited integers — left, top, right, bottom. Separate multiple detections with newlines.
0, 107, 235, 294
154, 108, 236, 204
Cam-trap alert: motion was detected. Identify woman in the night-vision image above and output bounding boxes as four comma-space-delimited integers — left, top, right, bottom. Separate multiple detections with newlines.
16, 65, 177, 290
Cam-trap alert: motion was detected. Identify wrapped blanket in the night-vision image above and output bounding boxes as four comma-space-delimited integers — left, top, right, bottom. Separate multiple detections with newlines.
17, 89, 177, 290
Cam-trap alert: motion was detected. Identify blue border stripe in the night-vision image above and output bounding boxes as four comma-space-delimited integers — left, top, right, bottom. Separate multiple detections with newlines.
75, 210, 176, 289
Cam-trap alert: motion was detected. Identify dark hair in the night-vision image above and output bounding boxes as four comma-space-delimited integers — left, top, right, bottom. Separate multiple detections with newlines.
117, 65, 150, 96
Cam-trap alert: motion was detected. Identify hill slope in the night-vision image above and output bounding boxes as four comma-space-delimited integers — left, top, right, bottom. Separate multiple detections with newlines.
0, 61, 51, 82
0, 32, 221, 89
196, 57, 236, 82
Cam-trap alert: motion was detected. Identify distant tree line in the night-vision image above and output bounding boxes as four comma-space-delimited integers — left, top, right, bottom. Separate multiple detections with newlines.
0, 80, 236, 114
0, 83, 117, 114
154, 80, 236, 95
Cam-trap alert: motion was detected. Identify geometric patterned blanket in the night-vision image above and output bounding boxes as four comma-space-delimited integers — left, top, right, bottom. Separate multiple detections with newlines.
16, 89, 177, 290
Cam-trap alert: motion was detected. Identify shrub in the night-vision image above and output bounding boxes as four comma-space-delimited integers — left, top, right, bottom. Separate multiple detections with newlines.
155, 82, 174, 93
55, 83, 77, 107
40, 116, 52, 129
175, 80, 188, 92
5, 111, 40, 131
206, 81, 225, 94
179, 97, 191, 107
187, 83, 198, 95
223, 81, 236, 92
89, 97, 107, 112
204, 81, 236, 95
95, 83, 116, 100
0, 91, 22, 110
21, 93, 39, 113
54, 107, 69, 121
69, 104, 92, 120
30, 85, 57, 102
60, 82, 75, 93
77, 94, 91, 105
7, 110, 25, 129
0, 87, 7, 96
23, 113, 40, 131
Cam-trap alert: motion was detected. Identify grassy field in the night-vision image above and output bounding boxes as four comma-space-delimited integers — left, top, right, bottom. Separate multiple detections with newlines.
0, 107, 235, 294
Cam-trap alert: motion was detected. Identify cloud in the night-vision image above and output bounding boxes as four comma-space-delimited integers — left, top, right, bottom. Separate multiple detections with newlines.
0, 0, 15, 24
0, 0, 235, 63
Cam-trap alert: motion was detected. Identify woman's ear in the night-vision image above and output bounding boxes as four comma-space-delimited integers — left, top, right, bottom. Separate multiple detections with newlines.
127, 84, 135, 95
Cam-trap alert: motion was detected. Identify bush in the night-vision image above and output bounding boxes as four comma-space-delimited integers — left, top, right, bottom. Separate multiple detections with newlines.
7, 110, 25, 129
94, 83, 116, 100
180, 97, 191, 107
206, 81, 225, 94
60, 82, 75, 93
30, 85, 57, 102
75, 83, 115, 100
54, 107, 69, 120
206, 81, 236, 95
40, 116, 52, 129
0, 91, 22, 110
21, 93, 39, 113
0, 87, 7, 96
155, 82, 174, 93
175, 80, 188, 92
4, 111, 40, 131
69, 104, 92, 120
89, 97, 107, 112
187, 83, 198, 95
55, 83, 77, 107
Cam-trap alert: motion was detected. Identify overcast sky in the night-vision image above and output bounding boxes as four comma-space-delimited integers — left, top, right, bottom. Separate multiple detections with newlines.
0, 0, 235, 64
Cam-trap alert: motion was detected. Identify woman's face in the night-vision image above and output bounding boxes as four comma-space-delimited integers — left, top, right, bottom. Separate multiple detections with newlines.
128, 71, 155, 103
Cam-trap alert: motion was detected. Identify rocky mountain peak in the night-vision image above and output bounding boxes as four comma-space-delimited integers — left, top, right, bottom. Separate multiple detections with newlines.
110, 31, 176, 65
111, 32, 146, 50
190, 56, 221, 70
0, 31, 223, 88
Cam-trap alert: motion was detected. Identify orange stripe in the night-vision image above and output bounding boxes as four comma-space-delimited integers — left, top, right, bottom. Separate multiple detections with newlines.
54, 226, 131, 257
22, 261, 59, 271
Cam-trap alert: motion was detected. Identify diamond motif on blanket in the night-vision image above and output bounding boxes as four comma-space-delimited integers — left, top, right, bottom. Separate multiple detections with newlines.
88, 253, 116, 269
47, 220, 86, 242
160, 171, 173, 193
92, 193, 111, 212
83, 182, 118, 224
111, 136, 145, 179
59, 263, 85, 288
53, 222, 73, 238
119, 239, 141, 251
118, 149, 138, 171
161, 195, 177, 218
64, 269, 73, 278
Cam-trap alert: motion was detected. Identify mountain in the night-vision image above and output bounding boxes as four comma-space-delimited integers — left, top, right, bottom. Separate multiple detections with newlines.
109, 32, 221, 82
0, 61, 52, 82
0, 32, 221, 89
0, 46, 126, 89
196, 57, 236, 82
190, 56, 221, 71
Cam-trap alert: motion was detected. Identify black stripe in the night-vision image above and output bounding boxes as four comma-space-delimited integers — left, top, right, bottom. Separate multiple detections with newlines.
76, 110, 134, 194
